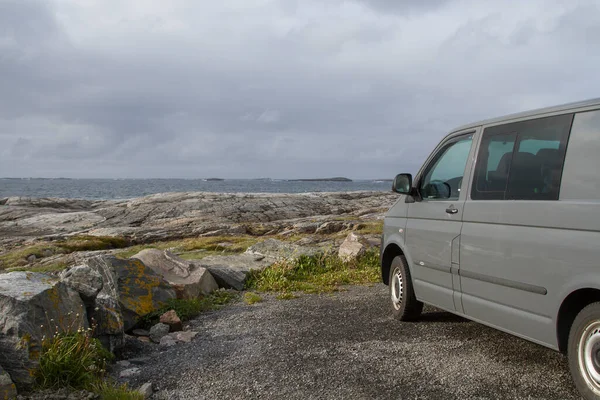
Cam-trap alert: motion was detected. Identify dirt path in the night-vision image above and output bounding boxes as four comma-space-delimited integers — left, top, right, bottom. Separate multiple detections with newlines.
121, 284, 580, 400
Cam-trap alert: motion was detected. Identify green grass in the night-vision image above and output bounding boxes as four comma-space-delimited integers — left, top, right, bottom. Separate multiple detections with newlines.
243, 292, 263, 305
92, 381, 144, 400
275, 292, 298, 300
34, 328, 142, 398
35, 329, 113, 390
0, 236, 130, 271
355, 221, 383, 235
246, 248, 380, 294
137, 289, 239, 328
8, 262, 68, 274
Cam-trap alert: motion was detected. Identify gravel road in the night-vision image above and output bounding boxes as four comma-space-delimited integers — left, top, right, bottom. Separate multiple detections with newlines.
122, 284, 581, 400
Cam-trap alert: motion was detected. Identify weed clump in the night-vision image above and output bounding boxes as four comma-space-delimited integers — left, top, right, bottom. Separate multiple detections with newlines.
243, 292, 263, 305
31, 316, 142, 398
275, 292, 298, 300
246, 248, 380, 294
35, 328, 113, 390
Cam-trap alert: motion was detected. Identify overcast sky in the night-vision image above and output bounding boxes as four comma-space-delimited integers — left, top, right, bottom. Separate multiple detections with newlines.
1, 0, 599, 179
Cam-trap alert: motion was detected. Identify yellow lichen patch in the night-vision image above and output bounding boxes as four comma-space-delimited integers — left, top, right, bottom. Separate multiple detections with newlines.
47, 286, 61, 312
117, 259, 167, 318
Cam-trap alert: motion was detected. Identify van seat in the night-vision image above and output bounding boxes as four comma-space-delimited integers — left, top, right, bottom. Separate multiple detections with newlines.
507, 152, 543, 198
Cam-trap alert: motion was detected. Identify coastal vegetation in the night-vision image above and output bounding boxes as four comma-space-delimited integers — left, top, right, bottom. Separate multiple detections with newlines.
243, 292, 263, 305
246, 248, 380, 295
0, 220, 383, 275
35, 327, 141, 399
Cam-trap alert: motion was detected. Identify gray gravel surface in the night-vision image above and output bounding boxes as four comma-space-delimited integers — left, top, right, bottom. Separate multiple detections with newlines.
120, 284, 581, 400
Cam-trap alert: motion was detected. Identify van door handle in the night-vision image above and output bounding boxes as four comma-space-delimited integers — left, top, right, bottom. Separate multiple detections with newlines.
445, 207, 459, 214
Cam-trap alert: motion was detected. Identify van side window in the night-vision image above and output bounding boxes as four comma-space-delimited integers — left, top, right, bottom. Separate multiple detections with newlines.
471, 113, 573, 201
419, 134, 473, 200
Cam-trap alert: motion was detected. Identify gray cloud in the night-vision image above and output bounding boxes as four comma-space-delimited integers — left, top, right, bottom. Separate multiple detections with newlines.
1, 0, 599, 179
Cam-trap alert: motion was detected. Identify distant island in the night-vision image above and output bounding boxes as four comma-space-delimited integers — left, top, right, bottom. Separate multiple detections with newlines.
288, 177, 352, 182
205, 178, 225, 181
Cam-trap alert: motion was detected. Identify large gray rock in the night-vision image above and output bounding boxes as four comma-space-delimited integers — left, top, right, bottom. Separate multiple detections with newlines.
245, 239, 321, 261
0, 272, 88, 390
338, 232, 367, 262
87, 256, 177, 332
0, 364, 17, 399
59, 265, 103, 305
131, 249, 218, 299
199, 254, 273, 291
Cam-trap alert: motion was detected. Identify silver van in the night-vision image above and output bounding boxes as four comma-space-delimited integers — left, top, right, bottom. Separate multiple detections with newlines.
380, 97, 600, 400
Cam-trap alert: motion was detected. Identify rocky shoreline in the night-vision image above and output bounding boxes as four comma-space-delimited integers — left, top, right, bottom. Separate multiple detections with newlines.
0, 191, 397, 398
0, 191, 396, 245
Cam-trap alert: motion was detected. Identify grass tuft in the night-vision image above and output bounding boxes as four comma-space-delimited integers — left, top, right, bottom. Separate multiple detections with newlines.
243, 292, 263, 305
35, 328, 114, 391
355, 221, 383, 235
246, 248, 380, 294
275, 292, 298, 300
91, 381, 144, 400
138, 289, 239, 328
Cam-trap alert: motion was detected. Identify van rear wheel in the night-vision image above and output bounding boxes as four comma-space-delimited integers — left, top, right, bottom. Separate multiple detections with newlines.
389, 255, 423, 321
568, 302, 600, 400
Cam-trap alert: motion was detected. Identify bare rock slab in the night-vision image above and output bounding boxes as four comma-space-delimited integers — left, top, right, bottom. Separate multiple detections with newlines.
0, 272, 87, 391
199, 254, 273, 290
0, 364, 17, 400
132, 249, 218, 299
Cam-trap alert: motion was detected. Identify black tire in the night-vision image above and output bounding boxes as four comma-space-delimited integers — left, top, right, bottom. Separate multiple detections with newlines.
388, 255, 423, 321
568, 302, 600, 400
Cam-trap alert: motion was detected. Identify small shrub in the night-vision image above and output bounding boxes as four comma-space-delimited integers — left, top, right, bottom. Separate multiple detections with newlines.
246, 248, 380, 294
244, 292, 263, 305
35, 329, 114, 390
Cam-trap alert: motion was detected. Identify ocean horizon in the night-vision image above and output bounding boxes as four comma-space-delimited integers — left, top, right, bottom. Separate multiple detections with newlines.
0, 177, 394, 200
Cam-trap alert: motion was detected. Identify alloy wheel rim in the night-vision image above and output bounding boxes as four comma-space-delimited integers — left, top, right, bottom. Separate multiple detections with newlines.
391, 268, 403, 310
578, 321, 600, 393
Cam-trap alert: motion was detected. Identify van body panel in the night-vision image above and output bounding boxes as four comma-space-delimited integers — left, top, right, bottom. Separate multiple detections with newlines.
406, 214, 461, 309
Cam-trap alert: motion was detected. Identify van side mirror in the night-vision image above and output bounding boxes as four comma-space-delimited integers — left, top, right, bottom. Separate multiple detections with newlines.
392, 173, 412, 194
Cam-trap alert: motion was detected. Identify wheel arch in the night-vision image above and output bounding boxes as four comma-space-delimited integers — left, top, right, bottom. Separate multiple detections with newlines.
381, 243, 405, 285
557, 288, 600, 353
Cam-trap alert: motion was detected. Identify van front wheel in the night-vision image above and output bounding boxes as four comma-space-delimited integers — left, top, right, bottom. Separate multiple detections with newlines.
568, 302, 600, 400
389, 255, 423, 321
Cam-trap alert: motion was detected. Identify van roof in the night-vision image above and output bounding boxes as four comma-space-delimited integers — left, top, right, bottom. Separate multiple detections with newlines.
450, 97, 600, 133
